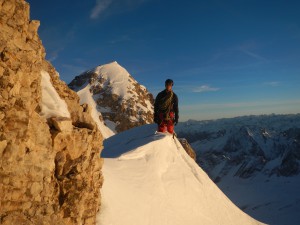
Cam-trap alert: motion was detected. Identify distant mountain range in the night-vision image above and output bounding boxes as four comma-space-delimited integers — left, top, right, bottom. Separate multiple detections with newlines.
177, 114, 300, 179
176, 114, 300, 225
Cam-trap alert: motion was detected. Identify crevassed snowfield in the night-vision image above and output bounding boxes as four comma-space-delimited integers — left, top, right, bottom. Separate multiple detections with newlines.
97, 124, 265, 225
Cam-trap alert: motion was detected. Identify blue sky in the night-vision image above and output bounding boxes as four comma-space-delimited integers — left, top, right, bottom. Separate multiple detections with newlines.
28, 0, 300, 121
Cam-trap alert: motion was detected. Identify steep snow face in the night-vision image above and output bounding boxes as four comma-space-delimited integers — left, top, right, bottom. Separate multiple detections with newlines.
77, 84, 115, 139
176, 114, 300, 225
216, 172, 300, 225
97, 124, 264, 225
69, 61, 154, 132
40, 70, 70, 118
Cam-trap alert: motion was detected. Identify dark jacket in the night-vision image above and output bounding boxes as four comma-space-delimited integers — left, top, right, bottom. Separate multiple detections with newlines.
154, 90, 179, 122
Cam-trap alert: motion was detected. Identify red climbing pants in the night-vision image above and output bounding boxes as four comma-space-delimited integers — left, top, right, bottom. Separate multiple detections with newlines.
157, 112, 174, 134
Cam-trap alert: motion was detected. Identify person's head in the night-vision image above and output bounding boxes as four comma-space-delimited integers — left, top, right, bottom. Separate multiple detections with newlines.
165, 79, 174, 92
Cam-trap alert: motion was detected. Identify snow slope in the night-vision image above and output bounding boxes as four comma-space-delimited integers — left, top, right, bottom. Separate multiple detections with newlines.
77, 84, 115, 139
217, 172, 300, 225
97, 124, 265, 225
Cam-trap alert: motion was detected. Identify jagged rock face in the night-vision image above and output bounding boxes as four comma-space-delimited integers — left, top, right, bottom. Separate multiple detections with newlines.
69, 61, 154, 133
0, 1, 103, 224
176, 115, 300, 181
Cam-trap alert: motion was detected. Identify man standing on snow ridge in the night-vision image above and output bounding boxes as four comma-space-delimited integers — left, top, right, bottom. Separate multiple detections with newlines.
154, 79, 179, 134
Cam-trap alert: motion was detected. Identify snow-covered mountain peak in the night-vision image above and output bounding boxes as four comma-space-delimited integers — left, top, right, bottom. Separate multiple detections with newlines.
90, 61, 139, 99
69, 62, 154, 133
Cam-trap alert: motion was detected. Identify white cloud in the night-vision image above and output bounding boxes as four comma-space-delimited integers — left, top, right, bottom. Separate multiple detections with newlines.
90, 0, 148, 19
47, 47, 64, 62
61, 64, 86, 75
109, 34, 132, 44
240, 49, 268, 62
192, 85, 220, 93
90, 0, 113, 19
48, 53, 58, 62
179, 99, 300, 121
181, 100, 300, 111
264, 81, 280, 87
237, 41, 269, 62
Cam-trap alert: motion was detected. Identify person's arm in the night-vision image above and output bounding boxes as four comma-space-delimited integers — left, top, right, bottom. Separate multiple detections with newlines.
174, 94, 179, 124
154, 93, 160, 123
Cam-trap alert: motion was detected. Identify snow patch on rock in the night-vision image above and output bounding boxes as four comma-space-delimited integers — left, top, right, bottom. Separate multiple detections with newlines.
40, 70, 70, 118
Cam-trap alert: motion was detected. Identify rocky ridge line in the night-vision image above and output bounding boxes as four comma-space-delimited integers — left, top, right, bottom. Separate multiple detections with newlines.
0, 1, 104, 224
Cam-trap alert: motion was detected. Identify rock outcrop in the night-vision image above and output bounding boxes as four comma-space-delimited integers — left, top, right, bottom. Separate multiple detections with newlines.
0, 1, 104, 224
69, 61, 154, 133
178, 138, 197, 161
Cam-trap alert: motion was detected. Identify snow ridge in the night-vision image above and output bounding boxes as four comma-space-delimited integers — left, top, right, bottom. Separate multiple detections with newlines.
97, 124, 264, 225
